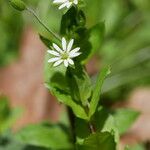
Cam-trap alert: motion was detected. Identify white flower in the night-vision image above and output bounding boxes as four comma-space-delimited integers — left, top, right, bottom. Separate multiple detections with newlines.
53, 0, 78, 10
47, 37, 81, 67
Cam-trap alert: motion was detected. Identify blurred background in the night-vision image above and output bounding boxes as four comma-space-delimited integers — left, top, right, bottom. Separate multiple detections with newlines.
0, 0, 150, 149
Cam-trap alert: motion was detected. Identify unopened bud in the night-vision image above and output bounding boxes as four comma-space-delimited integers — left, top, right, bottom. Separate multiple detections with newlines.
10, 0, 26, 11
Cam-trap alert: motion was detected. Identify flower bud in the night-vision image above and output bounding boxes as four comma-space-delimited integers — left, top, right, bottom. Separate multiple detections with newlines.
10, 0, 26, 11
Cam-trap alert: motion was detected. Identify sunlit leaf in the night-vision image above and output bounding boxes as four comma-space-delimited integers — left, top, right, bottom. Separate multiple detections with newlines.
89, 66, 110, 117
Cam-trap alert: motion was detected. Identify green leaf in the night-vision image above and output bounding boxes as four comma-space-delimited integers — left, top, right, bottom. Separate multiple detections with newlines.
0, 133, 52, 150
75, 118, 91, 143
0, 142, 25, 150
113, 108, 140, 135
91, 107, 109, 131
101, 115, 119, 147
91, 107, 119, 147
124, 144, 145, 150
60, 6, 86, 36
66, 65, 92, 105
51, 87, 88, 120
78, 132, 116, 150
39, 35, 52, 48
82, 22, 105, 64
77, 22, 105, 64
0, 108, 22, 133
89, 66, 110, 117
0, 96, 22, 133
0, 97, 10, 122
15, 123, 73, 149
39, 34, 60, 48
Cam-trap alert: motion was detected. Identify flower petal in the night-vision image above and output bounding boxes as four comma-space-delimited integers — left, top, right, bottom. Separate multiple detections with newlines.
73, 0, 78, 4
53, 0, 67, 3
62, 37, 67, 50
47, 50, 60, 56
69, 52, 81, 58
66, 2, 72, 8
53, 43, 63, 53
53, 60, 63, 67
64, 59, 69, 67
67, 39, 74, 52
67, 58, 74, 65
58, 2, 68, 9
69, 47, 80, 55
48, 57, 60, 63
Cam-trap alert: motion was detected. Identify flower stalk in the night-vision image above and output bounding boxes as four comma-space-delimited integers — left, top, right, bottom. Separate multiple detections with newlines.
26, 7, 61, 41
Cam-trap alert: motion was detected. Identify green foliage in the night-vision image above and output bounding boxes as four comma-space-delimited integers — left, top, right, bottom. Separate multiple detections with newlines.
85, 0, 150, 101
44, 54, 88, 120
15, 123, 73, 149
0, 96, 22, 134
0, 97, 10, 123
75, 107, 119, 148
50, 87, 88, 120
0, 0, 23, 67
60, 7, 105, 64
7, 0, 148, 149
125, 144, 146, 150
89, 67, 110, 117
10, 0, 26, 11
113, 108, 140, 135
77, 132, 116, 150
82, 22, 105, 63
0, 132, 51, 150
91, 107, 139, 137
66, 65, 92, 106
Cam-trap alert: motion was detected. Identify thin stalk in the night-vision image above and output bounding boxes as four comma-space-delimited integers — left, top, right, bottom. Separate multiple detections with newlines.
85, 102, 96, 134
89, 122, 96, 133
26, 7, 61, 41
67, 107, 76, 143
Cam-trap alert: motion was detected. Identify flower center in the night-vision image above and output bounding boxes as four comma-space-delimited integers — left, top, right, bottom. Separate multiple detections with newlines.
61, 52, 69, 60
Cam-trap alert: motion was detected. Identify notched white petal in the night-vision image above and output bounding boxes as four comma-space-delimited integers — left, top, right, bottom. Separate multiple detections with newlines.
53, 0, 67, 3
62, 37, 67, 50
73, 0, 78, 4
66, 2, 72, 8
67, 39, 74, 52
47, 50, 60, 56
68, 58, 74, 65
69, 52, 81, 58
58, 2, 68, 9
53, 0, 78, 10
48, 57, 60, 63
53, 60, 63, 66
64, 59, 69, 67
69, 47, 80, 55
53, 43, 63, 53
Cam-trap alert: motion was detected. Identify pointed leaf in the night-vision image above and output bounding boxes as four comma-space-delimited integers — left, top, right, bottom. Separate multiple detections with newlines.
83, 22, 105, 63
89, 66, 110, 117
66, 65, 92, 105
78, 132, 116, 150
51, 87, 88, 120
15, 123, 72, 149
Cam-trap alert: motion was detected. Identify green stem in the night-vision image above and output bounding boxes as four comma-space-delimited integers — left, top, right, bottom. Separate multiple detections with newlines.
89, 122, 96, 133
26, 7, 61, 41
84, 102, 96, 134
